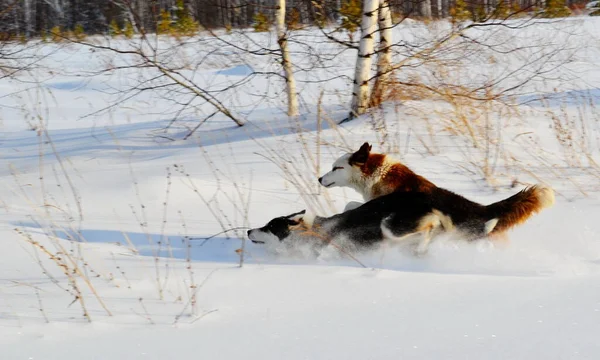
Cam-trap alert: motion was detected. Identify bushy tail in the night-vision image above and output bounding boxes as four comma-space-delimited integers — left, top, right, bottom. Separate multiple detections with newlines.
485, 184, 555, 234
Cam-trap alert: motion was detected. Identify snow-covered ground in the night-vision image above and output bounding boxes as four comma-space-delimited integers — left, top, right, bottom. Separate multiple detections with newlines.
1, 18, 600, 359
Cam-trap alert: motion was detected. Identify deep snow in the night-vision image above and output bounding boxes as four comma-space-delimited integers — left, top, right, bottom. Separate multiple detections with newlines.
1, 17, 600, 360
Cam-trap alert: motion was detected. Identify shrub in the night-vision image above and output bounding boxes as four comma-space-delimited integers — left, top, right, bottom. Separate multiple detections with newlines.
451, 0, 472, 21
157, 9, 173, 34
340, 0, 362, 34
174, 16, 200, 36
50, 26, 63, 42
511, 2, 525, 16
124, 21, 135, 38
473, 5, 487, 21
173, 0, 200, 36
287, 8, 302, 30
73, 24, 86, 41
253, 12, 271, 32
494, 0, 510, 18
109, 19, 122, 37
542, 0, 571, 17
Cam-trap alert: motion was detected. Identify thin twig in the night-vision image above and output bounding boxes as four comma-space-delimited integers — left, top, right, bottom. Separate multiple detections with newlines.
189, 227, 250, 246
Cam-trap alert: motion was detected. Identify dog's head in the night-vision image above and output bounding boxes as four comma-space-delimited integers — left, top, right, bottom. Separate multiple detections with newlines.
247, 210, 306, 244
318, 142, 372, 189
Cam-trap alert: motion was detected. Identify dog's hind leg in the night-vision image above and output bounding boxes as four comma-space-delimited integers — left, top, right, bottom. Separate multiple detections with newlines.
414, 212, 444, 256
381, 217, 419, 244
382, 226, 435, 256
485, 218, 499, 235
381, 212, 441, 255
414, 227, 434, 256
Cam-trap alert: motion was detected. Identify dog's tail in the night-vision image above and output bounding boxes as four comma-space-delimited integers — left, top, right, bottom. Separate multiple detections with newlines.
485, 184, 555, 234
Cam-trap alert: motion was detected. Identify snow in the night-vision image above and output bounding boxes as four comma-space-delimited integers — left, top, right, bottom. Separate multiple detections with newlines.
2, 18, 600, 359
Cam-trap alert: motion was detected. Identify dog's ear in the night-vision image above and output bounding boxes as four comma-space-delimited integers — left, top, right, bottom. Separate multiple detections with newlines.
349, 142, 371, 166
286, 210, 306, 225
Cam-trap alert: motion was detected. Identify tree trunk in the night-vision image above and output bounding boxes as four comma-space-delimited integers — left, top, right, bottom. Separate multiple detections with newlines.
276, 0, 299, 116
52, 0, 63, 27
370, 0, 393, 108
133, 0, 144, 31
421, 0, 432, 18
442, 0, 449, 17
350, 0, 378, 118
23, 0, 32, 37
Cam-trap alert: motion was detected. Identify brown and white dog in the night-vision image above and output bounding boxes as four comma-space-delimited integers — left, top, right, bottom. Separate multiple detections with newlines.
318, 142, 555, 239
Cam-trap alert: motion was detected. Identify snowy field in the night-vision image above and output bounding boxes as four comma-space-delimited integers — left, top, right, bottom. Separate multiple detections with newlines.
1, 17, 600, 359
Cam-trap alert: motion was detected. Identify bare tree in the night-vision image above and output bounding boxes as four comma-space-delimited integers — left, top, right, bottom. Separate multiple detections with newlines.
59, 0, 248, 129
275, 0, 299, 116
350, 0, 378, 118
43, 0, 315, 133
420, 0, 432, 18
370, 0, 393, 107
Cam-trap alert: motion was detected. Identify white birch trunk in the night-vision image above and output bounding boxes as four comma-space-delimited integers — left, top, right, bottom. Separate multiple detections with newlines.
350, 0, 378, 118
370, 0, 393, 107
437, 0, 443, 17
442, 0, 449, 17
276, 0, 299, 116
421, 0, 432, 18
135, 0, 145, 30
231, 0, 241, 26
52, 0, 64, 25
23, 0, 32, 37
13, 6, 19, 35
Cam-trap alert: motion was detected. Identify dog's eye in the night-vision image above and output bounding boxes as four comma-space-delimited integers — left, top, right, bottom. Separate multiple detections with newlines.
332, 166, 343, 172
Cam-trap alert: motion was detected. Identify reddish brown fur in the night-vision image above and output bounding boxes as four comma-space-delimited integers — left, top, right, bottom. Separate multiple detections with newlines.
486, 186, 547, 234
379, 163, 436, 193
359, 153, 436, 197
361, 153, 386, 176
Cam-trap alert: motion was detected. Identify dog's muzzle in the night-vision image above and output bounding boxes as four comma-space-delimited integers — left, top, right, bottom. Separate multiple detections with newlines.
247, 229, 264, 244
318, 176, 334, 187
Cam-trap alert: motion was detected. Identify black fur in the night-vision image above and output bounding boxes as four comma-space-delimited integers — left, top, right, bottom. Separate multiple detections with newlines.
318, 192, 435, 246
425, 187, 490, 237
247, 210, 305, 243
381, 187, 499, 238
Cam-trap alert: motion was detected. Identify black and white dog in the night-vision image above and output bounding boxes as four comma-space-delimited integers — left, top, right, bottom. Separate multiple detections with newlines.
247, 191, 496, 255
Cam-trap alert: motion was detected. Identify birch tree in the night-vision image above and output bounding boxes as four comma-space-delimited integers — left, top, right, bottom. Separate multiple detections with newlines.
370, 0, 393, 107
23, 0, 32, 37
442, 0, 450, 17
349, 0, 378, 118
276, 0, 299, 116
421, 0, 432, 18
